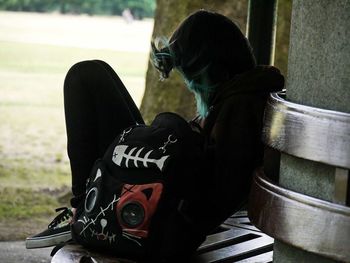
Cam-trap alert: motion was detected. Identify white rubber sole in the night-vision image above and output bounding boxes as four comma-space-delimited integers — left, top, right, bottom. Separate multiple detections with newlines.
25, 230, 72, 249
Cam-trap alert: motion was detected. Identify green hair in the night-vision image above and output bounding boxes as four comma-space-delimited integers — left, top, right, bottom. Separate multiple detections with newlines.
179, 67, 215, 118
150, 37, 176, 80
151, 37, 215, 117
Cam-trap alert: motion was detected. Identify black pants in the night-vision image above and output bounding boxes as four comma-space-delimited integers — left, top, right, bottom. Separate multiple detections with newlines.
64, 61, 208, 260
64, 60, 144, 203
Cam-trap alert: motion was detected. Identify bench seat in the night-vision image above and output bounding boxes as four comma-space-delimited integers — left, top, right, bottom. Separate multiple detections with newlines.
51, 211, 273, 263
195, 211, 273, 263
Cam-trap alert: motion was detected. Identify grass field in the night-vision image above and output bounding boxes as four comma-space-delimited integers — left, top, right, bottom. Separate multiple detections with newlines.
0, 11, 153, 240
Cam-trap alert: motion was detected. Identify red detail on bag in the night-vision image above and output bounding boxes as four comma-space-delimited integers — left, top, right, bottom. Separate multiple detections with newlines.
116, 183, 163, 238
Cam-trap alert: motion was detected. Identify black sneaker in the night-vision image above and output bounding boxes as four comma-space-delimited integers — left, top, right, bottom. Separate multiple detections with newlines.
26, 207, 73, 249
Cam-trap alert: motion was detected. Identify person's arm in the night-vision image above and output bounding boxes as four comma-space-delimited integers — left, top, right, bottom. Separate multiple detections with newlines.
205, 94, 266, 227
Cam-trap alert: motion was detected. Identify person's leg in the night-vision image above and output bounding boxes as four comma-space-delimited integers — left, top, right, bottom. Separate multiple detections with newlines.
92, 59, 142, 123
64, 60, 144, 203
25, 60, 141, 249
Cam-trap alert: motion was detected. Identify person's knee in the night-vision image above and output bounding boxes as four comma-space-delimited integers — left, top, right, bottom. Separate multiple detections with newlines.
66, 60, 96, 78
64, 60, 102, 91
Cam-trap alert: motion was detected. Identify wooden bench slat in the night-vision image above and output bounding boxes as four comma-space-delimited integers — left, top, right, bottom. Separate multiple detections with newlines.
198, 228, 260, 253
223, 218, 261, 232
229, 210, 248, 217
235, 251, 273, 263
225, 216, 252, 226
194, 235, 273, 263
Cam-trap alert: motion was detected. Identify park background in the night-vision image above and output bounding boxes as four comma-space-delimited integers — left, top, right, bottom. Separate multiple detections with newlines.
0, 0, 291, 243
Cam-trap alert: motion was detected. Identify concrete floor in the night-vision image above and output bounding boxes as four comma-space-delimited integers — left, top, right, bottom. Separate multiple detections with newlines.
0, 241, 52, 263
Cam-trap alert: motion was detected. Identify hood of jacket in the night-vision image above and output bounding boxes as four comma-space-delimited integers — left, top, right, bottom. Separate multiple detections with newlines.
210, 65, 284, 107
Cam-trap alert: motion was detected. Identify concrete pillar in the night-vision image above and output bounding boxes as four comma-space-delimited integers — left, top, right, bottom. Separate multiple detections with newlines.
274, 1, 350, 262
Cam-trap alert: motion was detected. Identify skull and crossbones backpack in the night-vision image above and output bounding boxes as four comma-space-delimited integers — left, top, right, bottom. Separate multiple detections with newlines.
71, 112, 206, 261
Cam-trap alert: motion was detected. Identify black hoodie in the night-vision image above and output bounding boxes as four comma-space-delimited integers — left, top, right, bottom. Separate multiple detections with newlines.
147, 66, 284, 262
191, 65, 284, 232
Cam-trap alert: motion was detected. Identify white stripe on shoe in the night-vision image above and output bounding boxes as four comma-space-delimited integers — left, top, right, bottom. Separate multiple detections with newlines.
25, 231, 72, 249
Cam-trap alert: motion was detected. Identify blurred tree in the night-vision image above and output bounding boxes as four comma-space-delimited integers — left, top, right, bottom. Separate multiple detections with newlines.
0, 0, 156, 18
121, 0, 156, 19
140, 0, 248, 124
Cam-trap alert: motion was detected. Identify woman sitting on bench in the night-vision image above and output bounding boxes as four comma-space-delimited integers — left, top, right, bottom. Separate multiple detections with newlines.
26, 9, 284, 262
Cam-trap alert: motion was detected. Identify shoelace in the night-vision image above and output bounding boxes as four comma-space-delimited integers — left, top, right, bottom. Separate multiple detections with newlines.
48, 207, 73, 229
